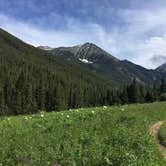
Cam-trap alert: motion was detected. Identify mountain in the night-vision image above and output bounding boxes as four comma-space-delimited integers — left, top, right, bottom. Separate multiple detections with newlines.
49, 43, 163, 85
50, 43, 118, 62
156, 63, 166, 73
0, 28, 112, 115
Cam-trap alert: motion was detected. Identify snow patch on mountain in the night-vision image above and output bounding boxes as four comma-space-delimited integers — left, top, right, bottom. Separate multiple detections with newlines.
79, 58, 93, 64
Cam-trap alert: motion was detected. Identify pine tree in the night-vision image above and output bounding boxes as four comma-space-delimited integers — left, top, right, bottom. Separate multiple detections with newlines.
106, 89, 113, 105
23, 83, 35, 113
4, 78, 12, 108
120, 87, 128, 104
145, 90, 154, 103
0, 87, 5, 115
36, 80, 45, 111
13, 91, 22, 114
128, 78, 141, 103
139, 86, 146, 103
160, 79, 166, 93
112, 90, 121, 105
55, 83, 67, 111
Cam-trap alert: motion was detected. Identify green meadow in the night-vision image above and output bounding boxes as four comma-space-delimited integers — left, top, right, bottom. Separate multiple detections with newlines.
0, 102, 166, 166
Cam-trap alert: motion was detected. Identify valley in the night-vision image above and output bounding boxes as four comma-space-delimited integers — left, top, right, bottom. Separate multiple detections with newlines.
0, 27, 165, 166
1, 0, 166, 165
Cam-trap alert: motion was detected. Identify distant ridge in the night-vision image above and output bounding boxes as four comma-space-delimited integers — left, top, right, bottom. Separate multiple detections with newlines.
48, 42, 164, 85
156, 62, 166, 73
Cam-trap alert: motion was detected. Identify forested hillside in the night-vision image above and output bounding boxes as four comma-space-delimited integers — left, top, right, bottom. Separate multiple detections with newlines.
0, 29, 112, 115
0, 29, 166, 116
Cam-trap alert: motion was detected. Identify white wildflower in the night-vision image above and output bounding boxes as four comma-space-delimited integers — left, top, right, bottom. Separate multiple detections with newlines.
7, 118, 10, 121
67, 115, 70, 118
92, 110, 95, 114
121, 108, 125, 112
24, 116, 28, 120
61, 113, 64, 116
103, 106, 107, 109
41, 114, 44, 118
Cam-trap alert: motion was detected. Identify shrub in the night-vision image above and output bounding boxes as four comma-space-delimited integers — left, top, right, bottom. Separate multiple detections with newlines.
160, 93, 166, 101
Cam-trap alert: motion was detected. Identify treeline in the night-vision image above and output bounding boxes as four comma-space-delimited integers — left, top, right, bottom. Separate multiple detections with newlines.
0, 65, 165, 116
0, 60, 110, 116
0, 29, 112, 116
106, 78, 166, 105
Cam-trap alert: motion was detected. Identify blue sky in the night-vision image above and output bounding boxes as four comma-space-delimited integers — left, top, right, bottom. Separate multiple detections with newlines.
0, 0, 166, 68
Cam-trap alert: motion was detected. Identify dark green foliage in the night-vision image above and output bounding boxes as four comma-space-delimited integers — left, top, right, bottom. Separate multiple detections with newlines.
160, 79, 166, 93
0, 86, 6, 115
120, 86, 128, 104
0, 29, 112, 115
160, 94, 166, 101
109, 78, 166, 105
127, 78, 141, 103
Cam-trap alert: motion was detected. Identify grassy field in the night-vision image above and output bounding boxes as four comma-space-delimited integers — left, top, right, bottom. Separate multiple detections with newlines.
0, 102, 166, 165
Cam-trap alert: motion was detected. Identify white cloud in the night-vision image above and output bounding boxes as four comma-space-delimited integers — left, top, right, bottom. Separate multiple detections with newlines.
150, 55, 166, 67
0, 13, 112, 48
114, 9, 166, 68
130, 35, 166, 68
0, 13, 118, 59
1, 9, 166, 69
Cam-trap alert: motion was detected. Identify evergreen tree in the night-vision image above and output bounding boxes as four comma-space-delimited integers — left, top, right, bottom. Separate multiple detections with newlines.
13, 91, 22, 114
128, 78, 141, 103
120, 87, 128, 104
145, 90, 154, 103
36, 80, 45, 111
140, 86, 146, 103
160, 79, 166, 93
23, 83, 36, 113
0, 87, 5, 115
106, 89, 113, 105
111, 90, 121, 105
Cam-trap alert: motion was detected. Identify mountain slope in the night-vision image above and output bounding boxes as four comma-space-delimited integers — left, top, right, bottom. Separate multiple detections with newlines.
156, 63, 166, 73
50, 42, 118, 62
0, 28, 112, 115
49, 43, 163, 85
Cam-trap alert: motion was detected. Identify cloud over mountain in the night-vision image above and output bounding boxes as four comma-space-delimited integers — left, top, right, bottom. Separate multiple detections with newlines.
0, 0, 166, 69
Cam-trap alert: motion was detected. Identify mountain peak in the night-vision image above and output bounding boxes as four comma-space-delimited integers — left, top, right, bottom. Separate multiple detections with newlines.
50, 42, 118, 64
81, 42, 101, 49
77, 42, 118, 61
82, 42, 95, 46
